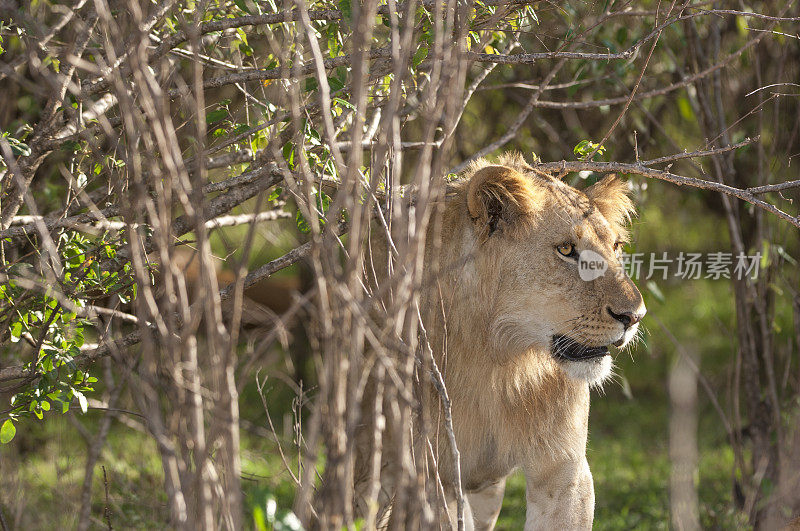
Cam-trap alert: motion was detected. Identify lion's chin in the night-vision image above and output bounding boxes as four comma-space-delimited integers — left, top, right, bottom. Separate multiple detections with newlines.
551, 335, 613, 386
559, 355, 613, 387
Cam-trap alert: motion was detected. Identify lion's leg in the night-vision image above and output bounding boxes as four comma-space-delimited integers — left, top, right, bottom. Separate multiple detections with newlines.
466, 478, 506, 530
443, 490, 475, 531
523, 457, 594, 531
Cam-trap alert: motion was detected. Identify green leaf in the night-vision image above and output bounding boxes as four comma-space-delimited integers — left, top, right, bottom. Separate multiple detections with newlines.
60, 140, 82, 152
333, 97, 355, 110
3, 135, 31, 157
616, 27, 628, 45
10, 321, 22, 343
282, 142, 295, 169
573, 139, 606, 161
234, 0, 259, 14
735, 15, 749, 37
237, 41, 254, 56
328, 76, 345, 92
677, 97, 695, 121
304, 77, 318, 92
316, 189, 331, 213
0, 419, 15, 444
296, 189, 332, 233
253, 506, 268, 531
206, 108, 228, 124
412, 46, 429, 67
338, 0, 352, 25
296, 211, 311, 233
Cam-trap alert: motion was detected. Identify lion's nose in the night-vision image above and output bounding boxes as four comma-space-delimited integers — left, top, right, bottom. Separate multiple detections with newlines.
607, 307, 644, 329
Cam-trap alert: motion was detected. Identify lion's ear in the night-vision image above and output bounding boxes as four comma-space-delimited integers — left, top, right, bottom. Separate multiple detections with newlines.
466, 166, 539, 239
585, 174, 635, 226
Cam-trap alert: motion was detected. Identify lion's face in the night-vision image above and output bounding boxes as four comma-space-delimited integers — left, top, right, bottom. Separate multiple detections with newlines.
462, 156, 646, 385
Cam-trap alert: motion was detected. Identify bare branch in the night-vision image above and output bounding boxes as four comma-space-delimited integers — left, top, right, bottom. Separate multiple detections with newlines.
641, 136, 760, 165
534, 160, 800, 228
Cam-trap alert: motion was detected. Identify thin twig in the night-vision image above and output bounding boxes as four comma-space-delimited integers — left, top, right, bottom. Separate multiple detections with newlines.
533, 159, 800, 228
641, 136, 759, 165
102, 466, 113, 530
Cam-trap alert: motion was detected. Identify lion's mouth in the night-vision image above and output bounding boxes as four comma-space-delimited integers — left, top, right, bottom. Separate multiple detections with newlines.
551, 335, 610, 361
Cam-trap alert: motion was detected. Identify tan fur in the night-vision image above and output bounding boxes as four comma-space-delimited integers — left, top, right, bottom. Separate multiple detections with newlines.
357, 153, 646, 530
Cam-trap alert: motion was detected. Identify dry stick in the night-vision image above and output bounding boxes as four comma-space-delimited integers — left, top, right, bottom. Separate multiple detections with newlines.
470, 5, 723, 79
13, 209, 291, 234
655, 316, 736, 449
102, 466, 113, 530
748, 179, 800, 194
0, 226, 318, 384
100, 3, 208, 526
182, 47, 391, 94
0, 0, 91, 82
76, 377, 126, 531
5, 2, 772, 226
584, 0, 675, 161
4, 0, 683, 213
0, 9, 98, 229
667, 339, 701, 529
477, 75, 612, 92
256, 375, 302, 486
418, 304, 464, 531
444, 40, 520, 141
516, 23, 780, 111
186, 40, 645, 96
640, 136, 759, 165
450, 58, 567, 174
191, 9, 242, 522
629, 86, 796, 201
84, 0, 537, 95
689, 8, 800, 21
448, 0, 649, 174
203, 210, 292, 228
0, 206, 121, 239
2, 143, 797, 386
77, 0, 181, 95
0, 327, 139, 383
534, 159, 800, 228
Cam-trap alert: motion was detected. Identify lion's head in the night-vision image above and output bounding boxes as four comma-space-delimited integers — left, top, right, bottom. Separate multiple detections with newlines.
440, 153, 646, 386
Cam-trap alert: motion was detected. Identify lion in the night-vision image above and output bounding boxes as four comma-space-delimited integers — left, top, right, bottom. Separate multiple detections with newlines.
355, 152, 646, 530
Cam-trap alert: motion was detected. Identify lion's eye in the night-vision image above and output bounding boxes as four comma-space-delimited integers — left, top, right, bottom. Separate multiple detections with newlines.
556, 242, 575, 257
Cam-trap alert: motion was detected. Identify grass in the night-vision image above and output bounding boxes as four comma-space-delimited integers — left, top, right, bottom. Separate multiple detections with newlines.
1, 363, 745, 530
